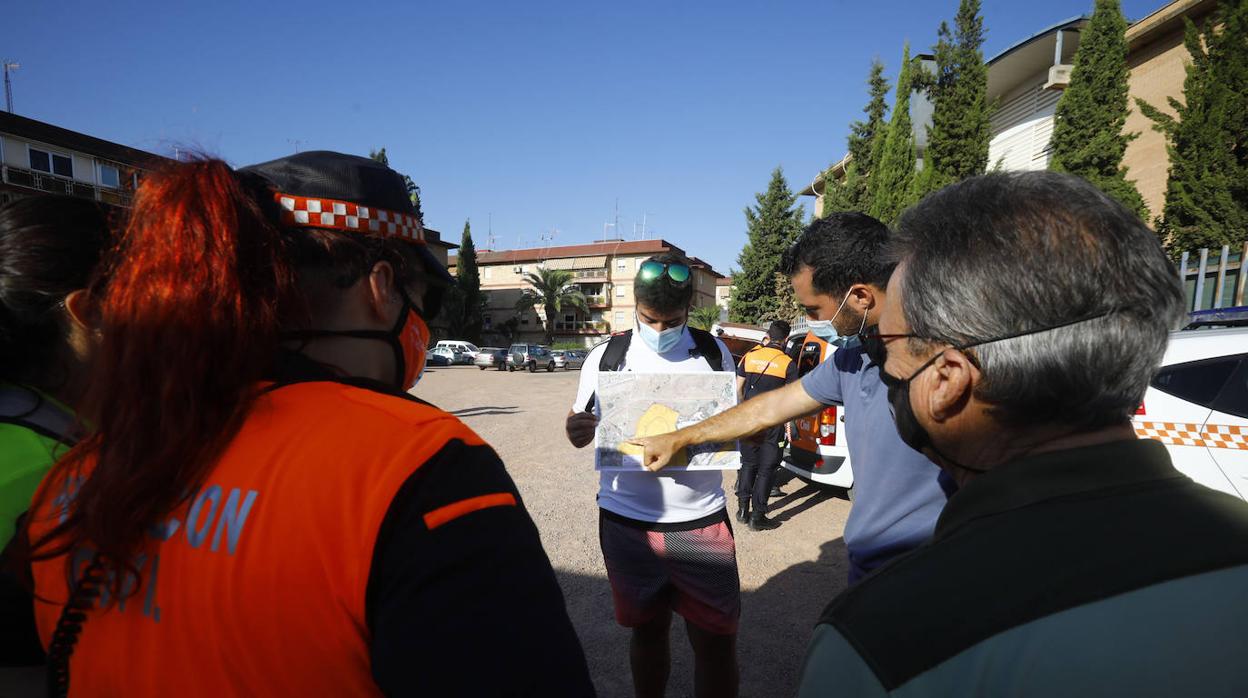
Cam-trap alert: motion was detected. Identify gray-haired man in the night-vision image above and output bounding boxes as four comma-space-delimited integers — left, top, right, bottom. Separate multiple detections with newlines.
798, 172, 1248, 696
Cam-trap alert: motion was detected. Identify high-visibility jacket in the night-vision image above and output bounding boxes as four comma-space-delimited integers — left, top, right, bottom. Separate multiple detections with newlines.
736, 344, 797, 400
27, 378, 591, 696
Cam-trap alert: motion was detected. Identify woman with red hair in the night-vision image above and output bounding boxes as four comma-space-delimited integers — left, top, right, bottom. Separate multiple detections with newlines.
23, 152, 592, 696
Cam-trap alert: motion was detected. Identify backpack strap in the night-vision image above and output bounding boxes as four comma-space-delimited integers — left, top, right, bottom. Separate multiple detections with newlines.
687, 327, 725, 371
583, 332, 633, 412
598, 331, 633, 372
0, 385, 79, 447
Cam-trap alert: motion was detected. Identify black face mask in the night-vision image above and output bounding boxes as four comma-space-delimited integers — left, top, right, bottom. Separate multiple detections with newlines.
281, 288, 422, 390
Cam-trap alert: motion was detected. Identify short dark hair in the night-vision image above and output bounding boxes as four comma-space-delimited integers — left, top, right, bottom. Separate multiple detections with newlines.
766, 320, 790, 341
780, 212, 894, 296
890, 171, 1184, 430
0, 195, 110, 385
633, 252, 694, 313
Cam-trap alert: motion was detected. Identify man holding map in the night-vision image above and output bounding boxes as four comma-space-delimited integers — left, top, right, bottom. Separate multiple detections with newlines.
629, 214, 951, 585
566, 252, 740, 698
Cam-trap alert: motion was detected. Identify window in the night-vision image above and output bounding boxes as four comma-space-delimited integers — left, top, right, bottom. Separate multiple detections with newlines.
614, 311, 625, 325
98, 163, 121, 188
617, 259, 628, 270
29, 148, 72, 178
483, 267, 492, 280
616, 285, 626, 298
1151, 356, 1243, 409
1213, 359, 1248, 419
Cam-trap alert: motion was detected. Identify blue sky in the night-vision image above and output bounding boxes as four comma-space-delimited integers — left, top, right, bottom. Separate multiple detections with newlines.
6, 0, 1160, 272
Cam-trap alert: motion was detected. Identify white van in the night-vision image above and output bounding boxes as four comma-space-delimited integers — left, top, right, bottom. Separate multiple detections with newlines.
434, 341, 479, 362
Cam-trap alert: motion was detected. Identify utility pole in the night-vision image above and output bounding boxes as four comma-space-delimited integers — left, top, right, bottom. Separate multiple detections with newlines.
287, 139, 303, 154
3, 61, 19, 113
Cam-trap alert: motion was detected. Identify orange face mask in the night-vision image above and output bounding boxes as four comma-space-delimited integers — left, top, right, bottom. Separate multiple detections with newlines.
398, 308, 429, 389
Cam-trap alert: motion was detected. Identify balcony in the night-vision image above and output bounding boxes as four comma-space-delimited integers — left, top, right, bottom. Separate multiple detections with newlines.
2, 165, 134, 207
553, 320, 610, 334
584, 295, 609, 308
571, 268, 609, 281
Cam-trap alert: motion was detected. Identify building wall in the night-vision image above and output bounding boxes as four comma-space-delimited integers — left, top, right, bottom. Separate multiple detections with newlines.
1123, 26, 1190, 220
469, 250, 722, 348
988, 74, 1061, 172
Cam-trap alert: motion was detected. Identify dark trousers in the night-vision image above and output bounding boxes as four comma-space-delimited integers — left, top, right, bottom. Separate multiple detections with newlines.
735, 424, 783, 514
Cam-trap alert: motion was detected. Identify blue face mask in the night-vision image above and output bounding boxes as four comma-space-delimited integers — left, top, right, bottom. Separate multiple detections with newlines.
636, 316, 685, 354
806, 290, 863, 347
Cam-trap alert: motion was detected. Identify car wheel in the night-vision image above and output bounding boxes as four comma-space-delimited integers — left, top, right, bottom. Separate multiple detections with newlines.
507, 364, 514, 372
547, 362, 555, 372
527, 361, 536, 373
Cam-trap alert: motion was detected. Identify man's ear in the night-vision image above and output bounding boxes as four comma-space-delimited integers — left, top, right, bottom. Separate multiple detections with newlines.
366, 261, 398, 321
925, 349, 976, 422
64, 289, 94, 331
848, 284, 875, 313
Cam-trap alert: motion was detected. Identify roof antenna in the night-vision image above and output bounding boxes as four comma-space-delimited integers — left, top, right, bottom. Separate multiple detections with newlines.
3, 60, 19, 113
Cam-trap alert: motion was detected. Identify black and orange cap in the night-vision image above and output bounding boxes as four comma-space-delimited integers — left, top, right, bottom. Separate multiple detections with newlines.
239, 150, 454, 288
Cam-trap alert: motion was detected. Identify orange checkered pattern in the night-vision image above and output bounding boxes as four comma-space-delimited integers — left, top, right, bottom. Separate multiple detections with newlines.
1135, 422, 1248, 450
275, 193, 424, 243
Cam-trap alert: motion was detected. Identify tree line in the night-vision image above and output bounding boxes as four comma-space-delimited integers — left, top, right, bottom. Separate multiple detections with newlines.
730, 0, 1247, 325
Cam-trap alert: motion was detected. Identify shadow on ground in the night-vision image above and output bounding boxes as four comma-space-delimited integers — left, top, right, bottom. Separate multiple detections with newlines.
557, 533, 848, 698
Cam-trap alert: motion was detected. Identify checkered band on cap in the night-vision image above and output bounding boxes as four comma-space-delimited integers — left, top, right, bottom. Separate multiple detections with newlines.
275, 193, 425, 243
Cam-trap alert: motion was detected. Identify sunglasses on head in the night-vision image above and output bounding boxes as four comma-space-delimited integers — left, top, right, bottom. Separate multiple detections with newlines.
638, 260, 692, 286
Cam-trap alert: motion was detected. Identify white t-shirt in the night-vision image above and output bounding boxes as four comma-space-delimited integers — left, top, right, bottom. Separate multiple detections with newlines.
572, 328, 734, 523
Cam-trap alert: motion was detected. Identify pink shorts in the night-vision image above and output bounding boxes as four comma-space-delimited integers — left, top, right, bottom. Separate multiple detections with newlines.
598, 510, 741, 635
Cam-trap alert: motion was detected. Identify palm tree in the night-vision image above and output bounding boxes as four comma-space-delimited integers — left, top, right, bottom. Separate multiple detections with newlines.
688, 305, 722, 331
515, 268, 589, 345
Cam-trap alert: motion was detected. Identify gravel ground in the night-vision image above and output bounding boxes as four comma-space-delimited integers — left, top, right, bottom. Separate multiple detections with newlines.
414, 364, 852, 698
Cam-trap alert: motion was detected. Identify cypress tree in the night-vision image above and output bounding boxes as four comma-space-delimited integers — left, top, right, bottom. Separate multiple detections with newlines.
730, 167, 805, 324
824, 60, 892, 216
868, 43, 920, 224
456, 220, 483, 343
919, 0, 991, 196
1138, 0, 1248, 252
1047, 0, 1147, 217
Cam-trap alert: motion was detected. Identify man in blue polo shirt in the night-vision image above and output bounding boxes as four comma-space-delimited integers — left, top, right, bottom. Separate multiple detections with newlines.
630, 213, 950, 583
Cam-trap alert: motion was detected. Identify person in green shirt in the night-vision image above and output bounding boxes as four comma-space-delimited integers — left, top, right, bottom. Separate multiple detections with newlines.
0, 195, 107, 667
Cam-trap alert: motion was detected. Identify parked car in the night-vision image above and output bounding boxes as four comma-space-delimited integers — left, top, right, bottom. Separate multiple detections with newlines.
435, 340, 480, 362
427, 347, 455, 366
781, 330, 854, 498
508, 343, 556, 372
1134, 320, 1248, 501
552, 350, 586, 370
474, 347, 509, 371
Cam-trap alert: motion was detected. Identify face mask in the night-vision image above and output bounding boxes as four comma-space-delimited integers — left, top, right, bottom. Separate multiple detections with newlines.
636, 315, 685, 354
281, 289, 428, 391
877, 340, 984, 473
807, 290, 865, 346
397, 307, 429, 390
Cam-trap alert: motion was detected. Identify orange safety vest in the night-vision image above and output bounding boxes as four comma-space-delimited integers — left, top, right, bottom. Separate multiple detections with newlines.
739, 345, 792, 380
28, 381, 502, 697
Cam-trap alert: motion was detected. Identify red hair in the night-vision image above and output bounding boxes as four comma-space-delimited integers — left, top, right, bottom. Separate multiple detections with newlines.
30, 159, 296, 596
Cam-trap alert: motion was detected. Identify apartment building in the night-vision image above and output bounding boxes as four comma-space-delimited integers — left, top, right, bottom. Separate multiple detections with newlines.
716, 276, 734, 322
800, 0, 1218, 222
0, 111, 165, 208
450, 239, 725, 348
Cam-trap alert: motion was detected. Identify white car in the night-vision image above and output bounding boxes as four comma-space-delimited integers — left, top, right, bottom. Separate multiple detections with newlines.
434, 340, 479, 362
781, 330, 854, 496
1134, 324, 1248, 500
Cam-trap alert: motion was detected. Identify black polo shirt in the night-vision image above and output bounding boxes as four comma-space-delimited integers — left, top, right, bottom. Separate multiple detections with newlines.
798, 437, 1248, 696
